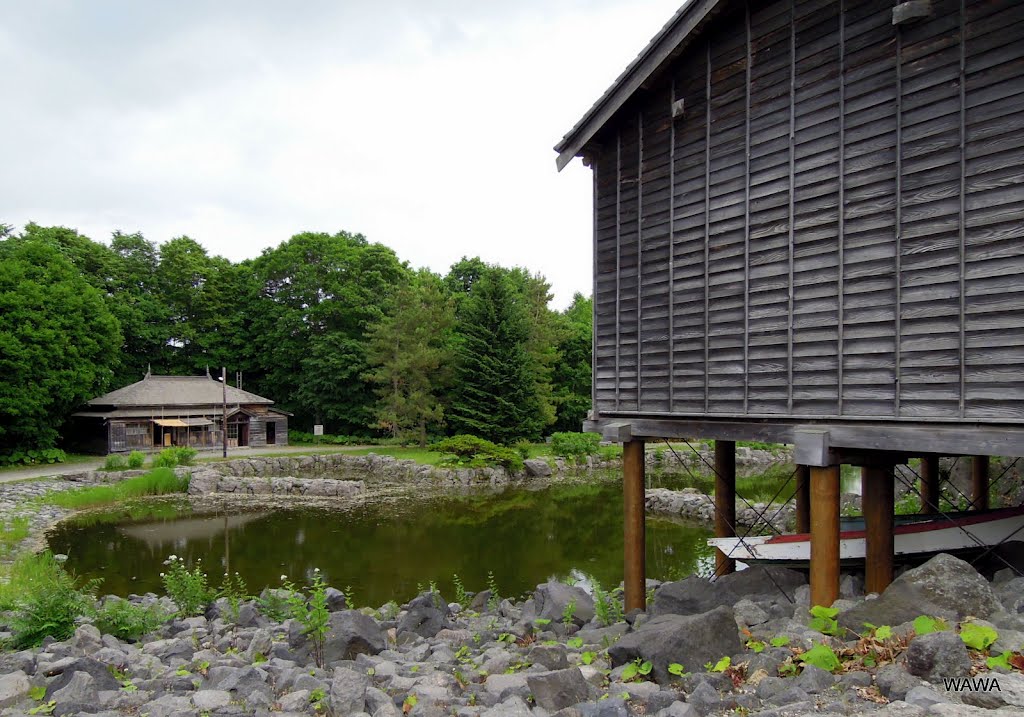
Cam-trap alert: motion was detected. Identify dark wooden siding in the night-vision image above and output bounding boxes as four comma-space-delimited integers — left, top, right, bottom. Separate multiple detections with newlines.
590, 0, 1024, 424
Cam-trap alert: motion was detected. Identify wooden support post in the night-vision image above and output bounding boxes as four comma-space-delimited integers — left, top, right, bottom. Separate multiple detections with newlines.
862, 465, 895, 594
795, 465, 811, 534
920, 456, 940, 513
972, 455, 990, 510
715, 440, 737, 576
810, 465, 841, 608
623, 440, 646, 612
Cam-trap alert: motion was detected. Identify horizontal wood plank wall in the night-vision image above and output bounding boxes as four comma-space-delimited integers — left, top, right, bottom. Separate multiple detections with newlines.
589, 0, 1024, 425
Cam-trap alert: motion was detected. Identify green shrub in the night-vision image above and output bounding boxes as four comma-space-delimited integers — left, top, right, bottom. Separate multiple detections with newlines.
550, 432, 602, 465
103, 454, 129, 471
431, 435, 524, 472
152, 446, 197, 468
127, 451, 146, 469
6, 552, 98, 649
93, 598, 168, 640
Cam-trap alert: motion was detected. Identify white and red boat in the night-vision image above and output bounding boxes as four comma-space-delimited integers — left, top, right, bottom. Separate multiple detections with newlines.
708, 506, 1024, 567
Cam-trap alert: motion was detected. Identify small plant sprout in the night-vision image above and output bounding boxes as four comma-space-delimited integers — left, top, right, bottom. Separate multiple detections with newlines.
452, 574, 468, 606
746, 639, 766, 653
667, 663, 688, 677
808, 605, 842, 637
567, 636, 584, 649
960, 622, 998, 651
581, 651, 597, 665
707, 656, 731, 673
562, 598, 577, 629
486, 571, 500, 610
770, 636, 791, 648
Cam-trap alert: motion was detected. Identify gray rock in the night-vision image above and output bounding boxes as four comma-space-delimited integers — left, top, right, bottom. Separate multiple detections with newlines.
686, 680, 723, 713
245, 628, 273, 662
45, 659, 120, 699
840, 554, 1000, 630
329, 666, 369, 715
73, 624, 102, 654
652, 568, 804, 617
324, 587, 348, 612
481, 695, 534, 717
206, 665, 272, 704
365, 686, 399, 717
876, 663, 923, 701
397, 606, 448, 638
322, 610, 386, 663
655, 702, 698, 717
958, 671, 1024, 709
733, 598, 769, 627
767, 685, 810, 706
192, 689, 232, 710
904, 686, 946, 709
905, 632, 971, 682
52, 671, 97, 705
277, 689, 312, 712
528, 643, 569, 670
533, 581, 595, 626
526, 668, 594, 711
0, 671, 30, 707
523, 459, 552, 477
794, 664, 833, 693
608, 606, 741, 684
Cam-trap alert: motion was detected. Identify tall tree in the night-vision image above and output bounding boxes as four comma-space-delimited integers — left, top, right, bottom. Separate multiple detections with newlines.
0, 238, 121, 453
108, 231, 171, 384
155, 236, 218, 374
551, 293, 593, 433
365, 270, 454, 446
251, 232, 408, 432
448, 268, 544, 444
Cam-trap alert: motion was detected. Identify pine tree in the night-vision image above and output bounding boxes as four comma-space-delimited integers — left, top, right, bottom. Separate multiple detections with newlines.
448, 269, 544, 444
365, 271, 454, 446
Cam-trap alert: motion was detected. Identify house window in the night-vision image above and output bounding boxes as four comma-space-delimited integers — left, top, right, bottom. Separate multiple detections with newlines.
227, 423, 239, 440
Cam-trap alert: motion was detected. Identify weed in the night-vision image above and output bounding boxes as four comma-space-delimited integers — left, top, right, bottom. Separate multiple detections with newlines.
452, 574, 468, 606
797, 643, 841, 673
161, 555, 214, 617
94, 598, 168, 640
770, 636, 790, 648
913, 615, 949, 636
0, 516, 30, 558
960, 622, 998, 651
567, 636, 583, 649
486, 571, 500, 610
218, 571, 249, 624
667, 663, 689, 677
257, 589, 291, 622
152, 446, 197, 468
621, 657, 652, 681
103, 454, 129, 471
562, 598, 577, 629
706, 656, 731, 673
808, 605, 843, 637
282, 569, 330, 668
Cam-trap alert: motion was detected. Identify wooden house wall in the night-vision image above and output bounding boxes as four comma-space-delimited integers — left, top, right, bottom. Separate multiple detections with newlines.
591, 0, 1024, 424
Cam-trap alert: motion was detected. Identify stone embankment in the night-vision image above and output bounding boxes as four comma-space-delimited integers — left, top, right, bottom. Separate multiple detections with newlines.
645, 488, 796, 532
1, 553, 1022, 716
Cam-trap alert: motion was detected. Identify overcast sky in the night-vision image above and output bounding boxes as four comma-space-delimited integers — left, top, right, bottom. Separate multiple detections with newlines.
2, 0, 681, 308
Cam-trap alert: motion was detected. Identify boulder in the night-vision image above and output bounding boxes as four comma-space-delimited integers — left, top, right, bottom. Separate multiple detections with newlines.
51, 671, 98, 705
191, 690, 232, 711
0, 671, 30, 708
876, 663, 923, 701
528, 644, 569, 670
526, 668, 594, 711
533, 581, 595, 626
205, 665, 273, 704
523, 459, 552, 477
322, 610, 386, 663
652, 567, 804, 617
329, 667, 368, 715
45, 658, 120, 699
397, 606, 448, 638
906, 632, 972, 682
608, 606, 741, 684
656, 703, 699, 717
840, 553, 1000, 631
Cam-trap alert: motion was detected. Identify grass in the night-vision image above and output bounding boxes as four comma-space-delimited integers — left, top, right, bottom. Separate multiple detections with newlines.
37, 468, 189, 510
0, 551, 77, 611
0, 516, 30, 558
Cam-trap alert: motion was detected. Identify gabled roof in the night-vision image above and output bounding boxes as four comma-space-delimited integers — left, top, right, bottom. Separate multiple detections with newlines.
554, 0, 724, 171
87, 374, 274, 408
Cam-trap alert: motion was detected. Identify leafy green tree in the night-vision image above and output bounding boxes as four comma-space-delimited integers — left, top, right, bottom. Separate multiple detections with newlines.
448, 267, 543, 444
365, 270, 454, 446
0, 238, 121, 453
155, 236, 218, 374
551, 293, 593, 432
108, 232, 171, 383
250, 232, 408, 432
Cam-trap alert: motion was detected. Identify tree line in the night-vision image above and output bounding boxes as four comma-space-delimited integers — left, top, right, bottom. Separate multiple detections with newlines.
0, 223, 592, 456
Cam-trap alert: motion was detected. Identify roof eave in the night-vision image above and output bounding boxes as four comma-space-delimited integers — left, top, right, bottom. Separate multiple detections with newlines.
554, 0, 723, 172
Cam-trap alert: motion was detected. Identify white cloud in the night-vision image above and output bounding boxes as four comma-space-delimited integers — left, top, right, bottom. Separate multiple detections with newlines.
3, 0, 681, 308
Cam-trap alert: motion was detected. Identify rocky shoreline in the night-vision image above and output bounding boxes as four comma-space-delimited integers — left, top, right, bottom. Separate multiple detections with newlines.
0, 553, 1021, 716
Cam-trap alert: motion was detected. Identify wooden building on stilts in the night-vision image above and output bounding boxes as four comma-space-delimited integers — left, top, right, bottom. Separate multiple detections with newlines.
555, 0, 1024, 609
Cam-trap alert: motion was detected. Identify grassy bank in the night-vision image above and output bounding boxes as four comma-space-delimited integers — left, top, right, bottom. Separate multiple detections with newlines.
38, 468, 189, 510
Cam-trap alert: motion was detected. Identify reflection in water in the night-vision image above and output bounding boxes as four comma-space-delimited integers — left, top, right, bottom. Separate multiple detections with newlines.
50, 482, 714, 606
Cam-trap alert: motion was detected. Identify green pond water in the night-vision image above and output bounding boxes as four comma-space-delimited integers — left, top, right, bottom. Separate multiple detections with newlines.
48, 480, 715, 606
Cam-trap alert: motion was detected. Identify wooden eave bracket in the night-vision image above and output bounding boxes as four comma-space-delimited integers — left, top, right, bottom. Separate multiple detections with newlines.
892, 1, 933, 25
601, 422, 633, 443
794, 428, 833, 467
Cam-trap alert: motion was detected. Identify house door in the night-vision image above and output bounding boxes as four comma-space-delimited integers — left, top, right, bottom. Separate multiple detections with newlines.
266, 421, 276, 445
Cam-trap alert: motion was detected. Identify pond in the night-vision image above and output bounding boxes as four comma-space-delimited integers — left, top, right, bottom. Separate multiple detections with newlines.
49, 480, 715, 607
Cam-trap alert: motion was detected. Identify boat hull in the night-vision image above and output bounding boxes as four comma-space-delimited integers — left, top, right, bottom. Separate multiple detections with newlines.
707, 506, 1024, 566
